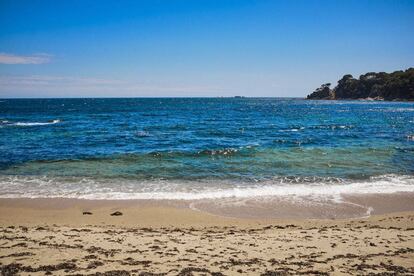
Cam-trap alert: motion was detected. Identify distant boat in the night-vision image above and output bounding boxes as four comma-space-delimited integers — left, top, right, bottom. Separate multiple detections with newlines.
234, 96, 246, 98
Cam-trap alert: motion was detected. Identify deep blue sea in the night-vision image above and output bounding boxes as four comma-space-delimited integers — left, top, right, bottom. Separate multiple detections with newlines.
0, 98, 413, 200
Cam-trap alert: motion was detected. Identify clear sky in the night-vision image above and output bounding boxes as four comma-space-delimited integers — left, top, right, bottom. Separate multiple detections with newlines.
0, 0, 413, 98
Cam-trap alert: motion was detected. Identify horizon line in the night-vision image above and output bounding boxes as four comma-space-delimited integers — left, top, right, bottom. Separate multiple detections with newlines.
0, 96, 306, 100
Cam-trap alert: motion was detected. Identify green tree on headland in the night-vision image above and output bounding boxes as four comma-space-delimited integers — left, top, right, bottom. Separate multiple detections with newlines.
307, 83, 332, 99
307, 68, 414, 101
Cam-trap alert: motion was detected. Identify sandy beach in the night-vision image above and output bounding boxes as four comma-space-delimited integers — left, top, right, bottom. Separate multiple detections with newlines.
2, 0, 414, 274
1, 198, 413, 275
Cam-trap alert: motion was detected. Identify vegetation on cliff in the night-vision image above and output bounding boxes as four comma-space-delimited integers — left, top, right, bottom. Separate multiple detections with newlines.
307, 68, 414, 101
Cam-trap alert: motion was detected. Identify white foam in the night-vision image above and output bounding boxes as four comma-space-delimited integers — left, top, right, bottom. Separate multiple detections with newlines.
279, 128, 301, 132
135, 131, 150, 137
0, 174, 413, 201
13, 119, 60, 126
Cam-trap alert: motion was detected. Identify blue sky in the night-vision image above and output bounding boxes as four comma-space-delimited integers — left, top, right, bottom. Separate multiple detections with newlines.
0, 0, 413, 98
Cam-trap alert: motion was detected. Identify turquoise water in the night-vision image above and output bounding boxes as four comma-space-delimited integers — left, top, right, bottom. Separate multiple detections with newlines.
0, 98, 413, 199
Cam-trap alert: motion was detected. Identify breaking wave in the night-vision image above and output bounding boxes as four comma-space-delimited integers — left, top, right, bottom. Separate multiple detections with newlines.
1, 119, 60, 127
0, 174, 413, 200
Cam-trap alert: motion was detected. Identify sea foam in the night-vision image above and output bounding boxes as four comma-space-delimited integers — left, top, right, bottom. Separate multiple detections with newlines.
0, 174, 413, 201
13, 119, 60, 126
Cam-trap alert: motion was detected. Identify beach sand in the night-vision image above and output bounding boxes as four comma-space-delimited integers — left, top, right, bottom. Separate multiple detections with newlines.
0, 198, 413, 275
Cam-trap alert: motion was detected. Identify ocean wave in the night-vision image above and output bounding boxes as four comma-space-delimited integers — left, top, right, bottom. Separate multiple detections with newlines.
308, 124, 354, 130
135, 131, 151, 137
278, 127, 305, 132
0, 174, 413, 200
1, 119, 61, 127
368, 107, 414, 112
197, 148, 239, 156
277, 125, 354, 131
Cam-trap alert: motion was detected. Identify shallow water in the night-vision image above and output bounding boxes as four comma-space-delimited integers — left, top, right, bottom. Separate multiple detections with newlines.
0, 98, 413, 200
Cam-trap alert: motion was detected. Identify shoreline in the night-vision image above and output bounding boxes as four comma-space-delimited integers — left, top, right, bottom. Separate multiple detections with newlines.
1, 192, 414, 224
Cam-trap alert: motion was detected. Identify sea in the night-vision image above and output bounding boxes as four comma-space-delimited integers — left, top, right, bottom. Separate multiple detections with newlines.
0, 98, 414, 217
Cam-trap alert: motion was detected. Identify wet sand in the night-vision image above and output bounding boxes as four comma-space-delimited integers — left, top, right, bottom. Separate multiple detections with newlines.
0, 197, 413, 275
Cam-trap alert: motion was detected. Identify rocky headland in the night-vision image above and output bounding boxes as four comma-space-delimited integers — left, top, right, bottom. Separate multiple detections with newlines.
307, 68, 414, 101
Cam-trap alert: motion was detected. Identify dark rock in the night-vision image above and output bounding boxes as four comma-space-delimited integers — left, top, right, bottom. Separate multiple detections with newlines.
110, 211, 123, 216
83, 211, 93, 215
35, 226, 47, 231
